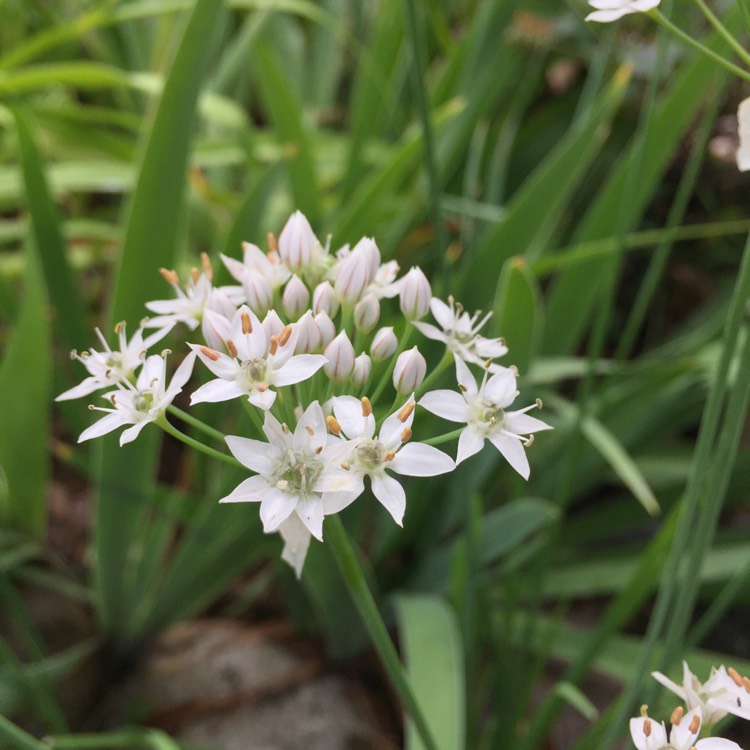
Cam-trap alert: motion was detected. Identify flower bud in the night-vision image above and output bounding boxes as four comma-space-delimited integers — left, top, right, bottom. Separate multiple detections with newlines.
312, 281, 340, 318
335, 245, 373, 305
392, 346, 426, 394
399, 266, 432, 320
282, 275, 310, 320
353, 237, 381, 279
202, 308, 231, 352
370, 326, 398, 361
262, 309, 285, 339
278, 211, 318, 272
295, 311, 322, 353
314, 311, 336, 348
324, 331, 356, 382
243, 269, 273, 318
354, 294, 380, 333
351, 353, 372, 388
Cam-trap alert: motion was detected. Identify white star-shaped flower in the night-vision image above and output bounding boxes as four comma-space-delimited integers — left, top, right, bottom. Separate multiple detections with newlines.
319, 395, 454, 526
79, 351, 196, 445
57, 323, 168, 401
585, 0, 660, 23
630, 707, 740, 750
189, 307, 326, 410
414, 296, 508, 371
419, 358, 551, 478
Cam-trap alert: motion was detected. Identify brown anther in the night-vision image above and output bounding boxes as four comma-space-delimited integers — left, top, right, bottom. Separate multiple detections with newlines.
314, 445, 323, 454
200, 252, 212, 279
400, 427, 412, 443
269, 336, 279, 356
278, 325, 293, 347
688, 714, 700, 734
200, 346, 221, 361
299, 464, 307, 476
742, 676, 750, 693
281, 423, 289, 433
640, 705, 649, 717
643, 719, 651, 737
114, 321, 125, 334
241, 312, 253, 335
80, 351, 90, 359
267, 232, 277, 252
69, 349, 78, 359
670, 706, 684, 726
361, 397, 372, 417
226, 339, 238, 359
190, 267, 200, 284
458, 383, 468, 392
729, 667, 743, 687
109, 394, 117, 406
535, 398, 543, 409
499, 337, 506, 346
510, 364, 519, 375
159, 267, 179, 285
257, 383, 269, 392
524, 434, 535, 448
326, 416, 342, 436
160, 348, 172, 357
382, 450, 396, 462
484, 358, 493, 370
305, 425, 314, 436
397, 402, 415, 423
88, 404, 95, 410
340, 461, 350, 470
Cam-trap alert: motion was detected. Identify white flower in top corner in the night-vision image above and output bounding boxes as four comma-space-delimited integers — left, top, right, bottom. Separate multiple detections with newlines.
737, 98, 750, 172
57, 323, 168, 401
319, 396, 454, 526
652, 662, 750, 725
190, 307, 326, 410
78, 351, 196, 446
414, 296, 508, 371
221, 402, 361, 544
630, 706, 741, 750
222, 240, 291, 291
419, 358, 551, 478
585, 0, 659, 23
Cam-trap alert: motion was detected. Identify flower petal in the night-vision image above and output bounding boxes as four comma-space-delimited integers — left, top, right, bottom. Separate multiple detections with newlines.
273, 354, 327, 386
260, 488, 298, 532
371, 472, 406, 526
489, 432, 530, 479
190, 379, 246, 404
78, 412, 128, 443
389, 442, 454, 477
456, 427, 484, 464
225, 435, 279, 474
504, 411, 553, 435
295, 495, 325, 541
278, 514, 312, 578
219, 474, 269, 502
419, 390, 468, 423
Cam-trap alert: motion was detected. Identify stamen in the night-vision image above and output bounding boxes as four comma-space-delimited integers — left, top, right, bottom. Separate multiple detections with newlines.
109, 394, 117, 406
671, 706, 684, 726
688, 714, 700, 734
382, 450, 396, 462
88, 404, 95, 410
200, 252, 212, 280
190, 267, 200, 284
241, 312, 252, 335
267, 232, 277, 252
524, 434, 535, 448
743, 676, 750, 693
278, 325, 293, 347
160, 348, 172, 357
729, 667, 743, 687
160, 268, 179, 285
458, 383, 468, 393
397, 402, 415, 423
256, 383, 269, 392
114, 321, 125, 335
484, 358, 493, 369
326, 416, 342, 436
299, 464, 307, 476
361, 397, 372, 417
226, 339, 238, 359
269, 336, 279, 356
314, 445, 323, 454
536, 398, 543, 409
305, 425, 314, 436
401, 427, 412, 443
281, 423, 289, 434
510, 365, 519, 375
200, 346, 221, 361
340, 461, 350, 470
69, 349, 77, 359
276, 479, 288, 490
640, 705, 649, 718
643, 719, 651, 737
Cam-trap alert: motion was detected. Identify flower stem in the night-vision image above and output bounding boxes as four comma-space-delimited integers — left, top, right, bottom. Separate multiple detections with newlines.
167, 404, 226, 443
158, 417, 242, 469
423, 427, 464, 447
691, 0, 750, 69
650, 10, 750, 82
325, 515, 439, 750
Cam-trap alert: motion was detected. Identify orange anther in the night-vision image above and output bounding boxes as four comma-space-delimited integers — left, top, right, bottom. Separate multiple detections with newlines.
267, 232, 277, 252
361, 397, 372, 417
326, 416, 341, 436
400, 427, 412, 443
688, 714, 700, 734
643, 719, 651, 737
278, 325, 293, 347
398, 402, 415, 423
382, 450, 396, 462
200, 346, 221, 361
159, 268, 179, 285
729, 667, 743, 687
226, 339, 238, 359
670, 706, 684, 726
241, 312, 252, 335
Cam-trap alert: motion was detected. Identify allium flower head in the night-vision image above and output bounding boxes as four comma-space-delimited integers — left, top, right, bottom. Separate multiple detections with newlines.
630, 706, 740, 750
585, 0, 660, 23
79, 351, 196, 445
419, 358, 551, 477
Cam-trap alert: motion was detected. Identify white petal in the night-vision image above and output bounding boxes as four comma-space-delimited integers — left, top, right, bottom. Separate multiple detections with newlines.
333, 396, 373, 439
191, 345, 239, 379
219, 474, 269, 502
190, 379, 246, 404
119, 420, 151, 445
322, 487, 363, 515
454, 356, 478, 396
379, 397, 415, 448
78, 412, 128, 442
259, 488, 298, 532
650, 671, 687, 702
248, 387, 277, 410
412, 321, 446, 343
225, 435, 279, 474
429, 297, 454, 329
170, 350, 196, 390
295, 495, 325, 541
371, 472, 406, 526
273, 354, 327, 386
389, 442, 454, 477
419, 390, 468, 422
278, 514, 312, 578
456, 427, 485, 464
738, 97, 750, 171
696, 739, 743, 750
504, 411, 553, 435
629, 718, 667, 750
262, 411, 289, 448
670, 707, 701, 748
489, 432, 530, 479
56, 377, 103, 401
483, 369, 518, 407
293, 401, 327, 454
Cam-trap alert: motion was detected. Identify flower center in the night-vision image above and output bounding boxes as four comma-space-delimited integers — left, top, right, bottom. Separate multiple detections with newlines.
240, 357, 267, 385
275, 451, 324, 497
473, 399, 504, 429
354, 439, 390, 471
133, 391, 155, 413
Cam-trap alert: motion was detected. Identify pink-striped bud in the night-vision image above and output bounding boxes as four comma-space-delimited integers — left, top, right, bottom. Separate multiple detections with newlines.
314, 311, 336, 348
324, 331, 356, 381
312, 281, 340, 318
335, 244, 374, 305
370, 326, 398, 361
295, 311, 322, 353
351, 353, 372, 388
262, 309, 285, 339
399, 266, 432, 320
393, 346, 426, 394
242, 269, 273, 318
202, 308, 231, 352
282, 275, 310, 320
278, 211, 318, 272
354, 294, 380, 333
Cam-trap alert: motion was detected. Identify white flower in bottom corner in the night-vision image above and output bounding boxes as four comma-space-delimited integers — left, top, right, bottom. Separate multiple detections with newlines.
630, 707, 741, 750
419, 358, 551, 478
78, 351, 196, 445
221, 402, 361, 545
319, 395, 454, 526
585, 0, 660, 23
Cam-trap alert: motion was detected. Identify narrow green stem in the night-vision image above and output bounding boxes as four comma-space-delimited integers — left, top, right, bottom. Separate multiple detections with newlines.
692, 0, 750, 69
44, 729, 180, 749
423, 427, 464, 447
325, 515, 439, 750
651, 10, 750, 81
158, 417, 242, 469
0, 715, 46, 750
167, 404, 226, 443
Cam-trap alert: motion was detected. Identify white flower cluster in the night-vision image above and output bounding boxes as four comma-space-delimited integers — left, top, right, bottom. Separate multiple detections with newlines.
630, 662, 750, 750
60, 211, 551, 575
